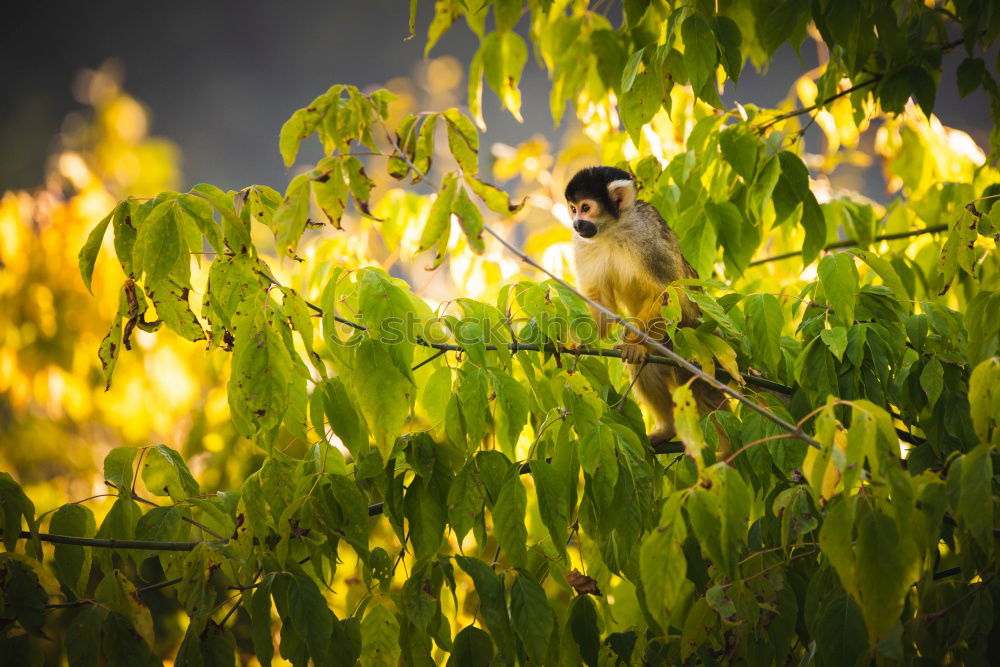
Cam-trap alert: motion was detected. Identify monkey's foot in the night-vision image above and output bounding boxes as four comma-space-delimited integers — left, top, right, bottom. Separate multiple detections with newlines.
615, 342, 647, 364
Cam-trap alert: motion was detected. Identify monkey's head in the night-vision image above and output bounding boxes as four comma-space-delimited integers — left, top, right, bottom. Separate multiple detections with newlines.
564, 166, 637, 239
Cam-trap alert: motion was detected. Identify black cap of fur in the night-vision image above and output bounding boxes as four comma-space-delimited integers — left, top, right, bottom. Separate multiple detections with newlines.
564, 166, 634, 218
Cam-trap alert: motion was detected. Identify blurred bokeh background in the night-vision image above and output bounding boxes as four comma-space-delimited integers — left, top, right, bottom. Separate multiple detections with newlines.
2, 0, 992, 198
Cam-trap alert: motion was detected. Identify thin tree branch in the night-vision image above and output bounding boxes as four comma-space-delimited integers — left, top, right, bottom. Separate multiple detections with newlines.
754, 36, 969, 134
749, 224, 949, 266
20, 530, 207, 551
755, 79, 880, 133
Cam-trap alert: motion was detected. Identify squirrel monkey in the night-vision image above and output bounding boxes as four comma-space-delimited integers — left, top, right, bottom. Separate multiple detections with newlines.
566, 166, 722, 444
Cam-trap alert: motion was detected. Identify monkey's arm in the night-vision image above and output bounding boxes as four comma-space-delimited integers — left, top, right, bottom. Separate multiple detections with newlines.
583, 285, 618, 339
615, 291, 667, 364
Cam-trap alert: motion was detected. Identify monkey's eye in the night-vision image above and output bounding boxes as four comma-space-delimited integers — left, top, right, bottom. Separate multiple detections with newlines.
581, 203, 590, 213
570, 205, 577, 215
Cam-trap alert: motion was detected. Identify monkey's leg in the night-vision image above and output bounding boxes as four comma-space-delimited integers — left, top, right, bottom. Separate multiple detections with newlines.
631, 362, 680, 444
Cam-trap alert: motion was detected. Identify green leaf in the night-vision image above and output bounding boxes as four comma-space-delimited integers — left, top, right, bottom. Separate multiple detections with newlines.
321, 377, 369, 457
820, 326, 848, 362
673, 383, 706, 469
412, 114, 438, 181
621, 48, 645, 92
133, 200, 181, 285
104, 446, 137, 494
229, 292, 293, 438
467, 176, 522, 214
404, 476, 447, 560
419, 171, 458, 256
455, 555, 515, 659
744, 294, 783, 374
959, 444, 994, 550
879, 65, 935, 116
275, 174, 311, 257
96, 496, 140, 545
178, 193, 223, 254
968, 357, 1000, 445
447, 461, 487, 546
680, 593, 715, 661
719, 126, 758, 182
494, 0, 522, 32
531, 460, 570, 559
748, 154, 781, 220
681, 14, 717, 98
640, 493, 687, 630
493, 475, 528, 568
204, 254, 260, 334
353, 338, 412, 458
279, 108, 307, 167
801, 192, 827, 266
620, 69, 664, 144
715, 15, 743, 83
579, 425, 618, 513
510, 575, 554, 664
101, 610, 161, 667
447, 626, 494, 666
568, 594, 600, 667
66, 606, 107, 667
848, 249, 909, 301
249, 578, 274, 667
357, 269, 415, 379
287, 575, 333, 664
314, 158, 349, 226
146, 278, 205, 342
79, 204, 118, 293
918, 357, 943, 409
957, 57, 985, 98
480, 30, 528, 121
141, 444, 200, 502
134, 506, 182, 562
452, 185, 485, 253
818, 495, 857, 597
854, 510, 917, 642
325, 474, 370, 557
678, 213, 717, 279
50, 504, 95, 596
442, 110, 478, 177
490, 370, 528, 456
426, 0, 461, 57
360, 601, 400, 666
813, 594, 867, 667
818, 253, 859, 326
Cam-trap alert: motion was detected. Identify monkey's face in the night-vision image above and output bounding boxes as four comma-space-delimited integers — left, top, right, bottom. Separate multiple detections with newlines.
568, 198, 612, 239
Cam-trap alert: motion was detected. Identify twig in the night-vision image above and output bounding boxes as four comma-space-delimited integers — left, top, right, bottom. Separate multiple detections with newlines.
755, 79, 880, 134
20, 530, 206, 551
749, 224, 949, 266
754, 36, 968, 134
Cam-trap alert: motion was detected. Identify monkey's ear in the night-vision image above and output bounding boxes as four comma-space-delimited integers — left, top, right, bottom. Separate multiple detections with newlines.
607, 179, 636, 212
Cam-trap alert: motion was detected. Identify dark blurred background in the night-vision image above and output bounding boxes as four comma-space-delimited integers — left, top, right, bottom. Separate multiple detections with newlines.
1, 0, 993, 196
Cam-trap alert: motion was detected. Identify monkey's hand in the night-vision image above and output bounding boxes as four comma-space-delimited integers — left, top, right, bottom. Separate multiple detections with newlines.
615, 342, 647, 365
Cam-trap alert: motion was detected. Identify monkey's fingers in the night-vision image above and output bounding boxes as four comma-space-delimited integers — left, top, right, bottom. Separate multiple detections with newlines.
614, 343, 647, 365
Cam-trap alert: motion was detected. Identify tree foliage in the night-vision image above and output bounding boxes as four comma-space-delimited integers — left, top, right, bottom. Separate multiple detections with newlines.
2, 1, 1000, 664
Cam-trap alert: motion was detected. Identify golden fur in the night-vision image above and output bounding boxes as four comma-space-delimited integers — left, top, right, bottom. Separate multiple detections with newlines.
568, 172, 722, 444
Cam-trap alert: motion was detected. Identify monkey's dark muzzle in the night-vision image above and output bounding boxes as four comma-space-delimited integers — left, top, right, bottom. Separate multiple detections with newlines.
573, 220, 597, 238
